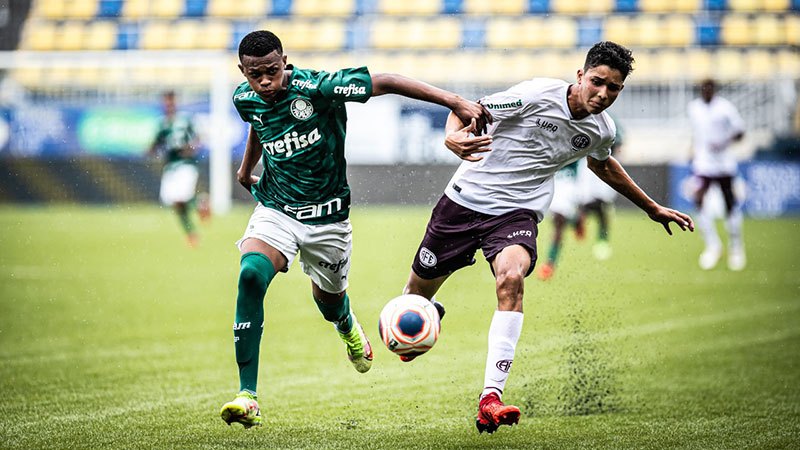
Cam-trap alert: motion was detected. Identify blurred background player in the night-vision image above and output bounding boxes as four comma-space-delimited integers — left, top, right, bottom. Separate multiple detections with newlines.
148, 90, 209, 247
687, 78, 747, 270
537, 160, 584, 281
219, 30, 491, 429
577, 118, 625, 261
402, 42, 694, 434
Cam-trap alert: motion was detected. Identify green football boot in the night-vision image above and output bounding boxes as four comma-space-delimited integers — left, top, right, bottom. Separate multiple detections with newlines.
338, 312, 373, 373
220, 391, 262, 428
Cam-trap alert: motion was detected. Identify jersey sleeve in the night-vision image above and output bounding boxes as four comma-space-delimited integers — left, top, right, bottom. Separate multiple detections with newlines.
317, 67, 373, 104
587, 117, 616, 161
723, 99, 745, 136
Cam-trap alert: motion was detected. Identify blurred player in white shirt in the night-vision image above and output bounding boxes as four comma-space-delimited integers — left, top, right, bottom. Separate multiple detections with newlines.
687, 78, 746, 270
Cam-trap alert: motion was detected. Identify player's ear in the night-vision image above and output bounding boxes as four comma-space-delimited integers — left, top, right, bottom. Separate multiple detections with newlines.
576, 69, 584, 83
238, 63, 244, 75
282, 54, 288, 65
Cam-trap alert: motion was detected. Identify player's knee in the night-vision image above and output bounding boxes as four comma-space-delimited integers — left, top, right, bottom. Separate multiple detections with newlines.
495, 270, 525, 298
238, 262, 269, 291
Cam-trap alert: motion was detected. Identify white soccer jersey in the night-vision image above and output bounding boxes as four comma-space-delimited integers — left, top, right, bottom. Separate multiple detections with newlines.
444, 78, 616, 221
687, 96, 745, 177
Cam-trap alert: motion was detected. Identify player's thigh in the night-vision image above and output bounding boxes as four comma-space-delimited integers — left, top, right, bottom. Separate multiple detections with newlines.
237, 204, 300, 272
411, 196, 481, 280
299, 220, 352, 295
482, 209, 538, 276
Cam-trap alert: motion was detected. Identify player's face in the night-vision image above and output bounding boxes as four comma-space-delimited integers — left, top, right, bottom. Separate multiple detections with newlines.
239, 51, 288, 102
575, 65, 625, 114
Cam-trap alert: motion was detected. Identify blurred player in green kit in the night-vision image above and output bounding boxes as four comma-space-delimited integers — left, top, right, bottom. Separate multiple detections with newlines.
148, 90, 209, 247
219, 30, 492, 428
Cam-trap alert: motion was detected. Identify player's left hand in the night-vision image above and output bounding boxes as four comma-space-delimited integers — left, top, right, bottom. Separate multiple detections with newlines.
452, 100, 493, 136
648, 206, 695, 235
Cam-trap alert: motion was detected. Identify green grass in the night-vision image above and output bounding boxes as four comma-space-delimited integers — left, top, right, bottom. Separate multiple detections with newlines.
0, 204, 798, 449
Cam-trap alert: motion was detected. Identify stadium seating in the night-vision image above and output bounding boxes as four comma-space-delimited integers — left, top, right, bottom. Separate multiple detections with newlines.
9, 0, 800, 84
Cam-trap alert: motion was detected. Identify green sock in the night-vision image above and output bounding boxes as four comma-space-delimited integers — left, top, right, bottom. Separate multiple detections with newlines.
548, 243, 561, 265
177, 207, 195, 234
314, 293, 352, 334
234, 252, 276, 393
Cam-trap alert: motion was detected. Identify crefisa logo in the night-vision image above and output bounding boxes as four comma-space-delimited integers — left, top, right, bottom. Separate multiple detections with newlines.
290, 98, 314, 120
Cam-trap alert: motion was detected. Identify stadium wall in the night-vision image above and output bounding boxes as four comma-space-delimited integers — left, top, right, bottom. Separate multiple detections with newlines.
0, 157, 671, 208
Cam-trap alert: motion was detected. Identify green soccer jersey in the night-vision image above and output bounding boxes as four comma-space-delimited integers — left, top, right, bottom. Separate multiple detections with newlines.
153, 114, 197, 165
233, 65, 373, 225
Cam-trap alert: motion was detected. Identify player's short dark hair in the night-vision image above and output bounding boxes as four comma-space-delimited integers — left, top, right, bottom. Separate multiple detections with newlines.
584, 41, 634, 79
238, 30, 283, 60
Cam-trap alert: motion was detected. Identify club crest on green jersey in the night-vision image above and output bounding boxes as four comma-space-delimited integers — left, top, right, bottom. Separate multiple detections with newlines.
290, 98, 314, 120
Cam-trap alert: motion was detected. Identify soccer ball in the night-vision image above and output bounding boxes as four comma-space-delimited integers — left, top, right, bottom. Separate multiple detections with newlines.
378, 294, 441, 358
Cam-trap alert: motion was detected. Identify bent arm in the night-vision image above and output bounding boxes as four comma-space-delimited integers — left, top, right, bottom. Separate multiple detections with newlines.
236, 125, 262, 189
588, 156, 694, 235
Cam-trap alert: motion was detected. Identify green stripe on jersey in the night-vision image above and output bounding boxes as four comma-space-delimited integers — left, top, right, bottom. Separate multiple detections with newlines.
233, 66, 373, 225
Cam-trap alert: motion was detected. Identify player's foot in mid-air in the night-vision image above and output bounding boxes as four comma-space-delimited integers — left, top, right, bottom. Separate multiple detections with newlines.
537, 263, 555, 281
338, 312, 373, 373
475, 392, 521, 434
220, 391, 262, 428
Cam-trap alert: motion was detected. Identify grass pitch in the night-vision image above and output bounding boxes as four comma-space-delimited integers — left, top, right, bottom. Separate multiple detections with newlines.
0, 204, 798, 449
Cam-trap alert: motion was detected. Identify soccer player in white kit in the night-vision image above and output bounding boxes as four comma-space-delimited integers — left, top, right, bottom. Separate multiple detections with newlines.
687, 78, 747, 271
401, 42, 695, 434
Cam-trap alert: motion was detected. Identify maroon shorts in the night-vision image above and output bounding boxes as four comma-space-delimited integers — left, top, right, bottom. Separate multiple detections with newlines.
411, 195, 539, 280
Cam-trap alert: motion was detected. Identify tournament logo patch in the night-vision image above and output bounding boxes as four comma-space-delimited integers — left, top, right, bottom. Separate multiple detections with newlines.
571, 133, 591, 150
496, 359, 513, 373
418, 247, 437, 268
290, 98, 314, 120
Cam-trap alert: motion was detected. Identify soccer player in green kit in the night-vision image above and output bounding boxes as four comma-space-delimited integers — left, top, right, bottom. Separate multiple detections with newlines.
220, 30, 492, 428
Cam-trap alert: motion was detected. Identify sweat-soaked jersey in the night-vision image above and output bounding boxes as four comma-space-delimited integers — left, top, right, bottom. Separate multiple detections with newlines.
233, 65, 372, 224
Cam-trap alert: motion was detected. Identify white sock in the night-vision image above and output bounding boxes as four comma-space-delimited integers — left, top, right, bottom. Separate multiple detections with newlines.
725, 209, 744, 250
481, 310, 523, 399
697, 208, 721, 251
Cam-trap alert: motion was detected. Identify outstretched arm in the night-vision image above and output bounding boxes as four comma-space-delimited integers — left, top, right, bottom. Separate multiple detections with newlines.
236, 125, 262, 190
371, 73, 492, 135
587, 156, 694, 235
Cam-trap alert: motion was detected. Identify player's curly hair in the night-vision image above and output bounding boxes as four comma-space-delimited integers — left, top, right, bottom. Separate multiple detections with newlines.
238, 30, 283, 60
584, 41, 634, 79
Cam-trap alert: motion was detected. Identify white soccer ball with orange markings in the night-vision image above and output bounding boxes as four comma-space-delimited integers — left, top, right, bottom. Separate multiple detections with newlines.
378, 294, 440, 358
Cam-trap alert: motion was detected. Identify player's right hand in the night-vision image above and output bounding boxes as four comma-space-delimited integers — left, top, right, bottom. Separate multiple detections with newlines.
237, 173, 260, 189
445, 118, 492, 162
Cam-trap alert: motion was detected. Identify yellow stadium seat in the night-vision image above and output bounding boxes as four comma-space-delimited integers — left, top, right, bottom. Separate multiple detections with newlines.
743, 49, 774, 78
370, 18, 459, 50
197, 20, 232, 49
311, 19, 346, 50
207, 0, 269, 17
139, 21, 171, 49
464, 0, 524, 15
651, 50, 685, 79
753, 14, 786, 45
11, 67, 44, 88
721, 15, 753, 45
377, 0, 438, 15
57, 21, 85, 51
787, 14, 800, 45
173, 20, 200, 49
685, 49, 713, 80
545, 16, 577, 48
639, 0, 699, 13
714, 49, 745, 80
33, 0, 65, 19
551, 0, 614, 14
426, 17, 461, 49
152, 0, 184, 18
21, 20, 58, 50
775, 49, 799, 77
664, 14, 694, 46
634, 15, 664, 47
485, 17, 521, 49
84, 21, 117, 50
728, 0, 790, 11
258, 19, 292, 46
65, 0, 99, 19
294, 0, 355, 17
603, 16, 635, 48
122, 0, 150, 19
